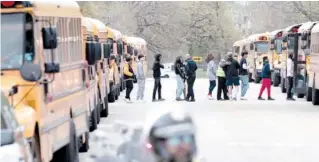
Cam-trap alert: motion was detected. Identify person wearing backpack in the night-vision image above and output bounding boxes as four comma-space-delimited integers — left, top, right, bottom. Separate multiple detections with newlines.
174, 56, 187, 101
184, 54, 198, 102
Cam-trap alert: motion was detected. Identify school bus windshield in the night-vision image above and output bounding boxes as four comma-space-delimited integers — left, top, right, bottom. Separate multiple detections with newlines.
1, 13, 25, 70
255, 42, 269, 53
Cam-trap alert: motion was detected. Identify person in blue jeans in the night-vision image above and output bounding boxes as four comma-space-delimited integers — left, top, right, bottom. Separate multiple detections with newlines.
206, 53, 217, 100
174, 56, 187, 101
239, 50, 250, 100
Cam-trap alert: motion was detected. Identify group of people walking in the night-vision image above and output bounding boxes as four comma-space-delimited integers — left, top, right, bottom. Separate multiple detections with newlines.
204, 51, 276, 101
122, 53, 198, 103
122, 50, 297, 103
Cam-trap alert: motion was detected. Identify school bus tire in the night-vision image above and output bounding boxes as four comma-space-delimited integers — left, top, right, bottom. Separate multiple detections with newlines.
96, 103, 101, 124
273, 75, 280, 87
79, 131, 90, 153
30, 126, 41, 162
51, 120, 79, 162
306, 87, 312, 101
248, 73, 253, 82
108, 90, 116, 103
312, 88, 319, 106
89, 107, 98, 132
101, 96, 109, 117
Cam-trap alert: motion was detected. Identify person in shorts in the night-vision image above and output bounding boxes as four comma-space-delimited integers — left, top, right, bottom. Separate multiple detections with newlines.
224, 52, 240, 100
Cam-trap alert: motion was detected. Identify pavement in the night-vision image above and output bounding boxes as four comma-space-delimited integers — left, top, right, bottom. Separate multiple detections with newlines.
80, 78, 319, 162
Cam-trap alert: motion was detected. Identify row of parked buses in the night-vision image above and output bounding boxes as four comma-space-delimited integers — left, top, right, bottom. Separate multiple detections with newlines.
233, 21, 319, 106
0, 1, 147, 162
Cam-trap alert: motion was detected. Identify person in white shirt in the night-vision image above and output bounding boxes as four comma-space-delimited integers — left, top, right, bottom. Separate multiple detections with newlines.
286, 53, 295, 101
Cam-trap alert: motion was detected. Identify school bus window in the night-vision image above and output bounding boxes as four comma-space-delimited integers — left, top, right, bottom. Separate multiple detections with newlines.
275, 39, 282, 54
1, 13, 25, 70
287, 36, 295, 50
255, 42, 269, 53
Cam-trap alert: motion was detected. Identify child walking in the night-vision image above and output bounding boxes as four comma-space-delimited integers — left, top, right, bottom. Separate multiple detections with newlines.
123, 56, 135, 103
206, 53, 217, 100
258, 56, 275, 100
136, 54, 146, 102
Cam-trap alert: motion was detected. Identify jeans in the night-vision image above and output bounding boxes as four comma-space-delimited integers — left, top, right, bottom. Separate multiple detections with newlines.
186, 76, 196, 100
239, 75, 249, 97
152, 77, 162, 100
125, 80, 133, 99
287, 76, 294, 98
208, 80, 216, 95
176, 75, 184, 98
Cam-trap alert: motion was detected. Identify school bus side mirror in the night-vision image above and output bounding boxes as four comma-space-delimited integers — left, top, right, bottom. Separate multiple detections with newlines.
282, 35, 288, 42
301, 32, 308, 41
20, 63, 42, 82
41, 27, 58, 49
117, 41, 123, 55
86, 43, 96, 65
95, 43, 102, 61
103, 43, 111, 59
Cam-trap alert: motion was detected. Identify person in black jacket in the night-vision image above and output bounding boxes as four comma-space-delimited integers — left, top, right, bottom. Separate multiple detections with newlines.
224, 52, 240, 100
184, 54, 198, 102
152, 54, 165, 102
174, 56, 187, 101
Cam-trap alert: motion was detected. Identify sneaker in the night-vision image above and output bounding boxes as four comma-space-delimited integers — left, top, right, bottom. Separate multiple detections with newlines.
268, 97, 275, 100
258, 96, 265, 100
287, 97, 296, 101
158, 98, 165, 101
240, 97, 247, 100
152, 99, 157, 102
125, 98, 133, 103
176, 97, 183, 101
139, 99, 146, 103
208, 95, 214, 100
232, 97, 237, 101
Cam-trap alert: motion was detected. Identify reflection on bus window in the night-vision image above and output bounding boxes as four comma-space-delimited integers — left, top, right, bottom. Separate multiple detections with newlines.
287, 37, 295, 50
255, 42, 269, 53
1, 13, 25, 69
275, 39, 282, 54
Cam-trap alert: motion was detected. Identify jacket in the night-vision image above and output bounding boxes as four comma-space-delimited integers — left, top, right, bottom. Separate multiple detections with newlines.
136, 61, 145, 79
261, 62, 271, 78
207, 60, 217, 80
124, 63, 134, 80
216, 66, 225, 77
152, 54, 164, 78
224, 58, 240, 80
175, 62, 186, 80
185, 59, 198, 77
287, 58, 294, 77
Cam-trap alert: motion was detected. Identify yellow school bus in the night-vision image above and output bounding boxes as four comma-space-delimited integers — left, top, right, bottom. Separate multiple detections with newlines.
244, 33, 271, 83
305, 22, 319, 104
81, 17, 101, 146
232, 39, 247, 74
105, 27, 122, 102
269, 29, 284, 87
1, 1, 88, 162
280, 23, 303, 93
86, 18, 110, 118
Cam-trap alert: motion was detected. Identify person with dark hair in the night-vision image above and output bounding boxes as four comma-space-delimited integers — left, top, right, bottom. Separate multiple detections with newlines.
174, 56, 187, 101
206, 53, 217, 100
123, 56, 135, 103
185, 54, 198, 102
258, 56, 275, 100
152, 54, 165, 102
286, 53, 295, 101
239, 50, 250, 100
136, 54, 146, 102
224, 52, 240, 100
216, 59, 229, 100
